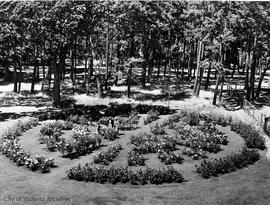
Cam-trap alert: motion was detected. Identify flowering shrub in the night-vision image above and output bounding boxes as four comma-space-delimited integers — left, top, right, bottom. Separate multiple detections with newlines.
40, 121, 63, 136
25, 155, 55, 173
72, 125, 92, 138
162, 113, 182, 126
230, 121, 265, 150
130, 133, 159, 154
151, 123, 166, 135
116, 111, 139, 130
0, 118, 55, 173
196, 147, 260, 178
158, 150, 183, 165
68, 115, 90, 125
183, 147, 208, 160
143, 110, 160, 124
160, 135, 177, 151
127, 151, 146, 166
57, 133, 101, 158
59, 120, 73, 130
94, 144, 122, 165
100, 127, 118, 141
171, 121, 227, 155
198, 122, 228, 145
66, 165, 184, 185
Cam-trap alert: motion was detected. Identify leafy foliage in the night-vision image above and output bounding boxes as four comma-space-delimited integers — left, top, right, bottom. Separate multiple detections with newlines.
196, 147, 260, 178
66, 165, 184, 185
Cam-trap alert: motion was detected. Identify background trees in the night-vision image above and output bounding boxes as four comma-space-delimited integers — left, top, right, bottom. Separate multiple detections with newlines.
0, 1, 269, 106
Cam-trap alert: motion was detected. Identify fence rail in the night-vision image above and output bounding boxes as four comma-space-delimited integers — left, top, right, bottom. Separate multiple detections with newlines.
226, 83, 269, 131
242, 99, 268, 130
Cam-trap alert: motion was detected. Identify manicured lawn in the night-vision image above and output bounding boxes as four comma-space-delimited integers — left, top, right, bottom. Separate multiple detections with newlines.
0, 107, 269, 205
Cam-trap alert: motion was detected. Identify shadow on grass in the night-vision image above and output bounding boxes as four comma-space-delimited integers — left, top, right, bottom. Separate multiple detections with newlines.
0, 112, 34, 122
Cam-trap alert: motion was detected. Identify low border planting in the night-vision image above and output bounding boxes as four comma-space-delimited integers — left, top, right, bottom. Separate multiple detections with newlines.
57, 128, 102, 158
66, 165, 184, 185
127, 151, 146, 166
168, 110, 265, 150
39, 124, 102, 158
195, 147, 260, 178
94, 144, 122, 165
230, 121, 265, 150
0, 117, 55, 173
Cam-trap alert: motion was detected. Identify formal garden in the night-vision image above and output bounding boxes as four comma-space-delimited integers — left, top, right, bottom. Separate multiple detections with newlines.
0, 103, 265, 186
1, 1, 270, 204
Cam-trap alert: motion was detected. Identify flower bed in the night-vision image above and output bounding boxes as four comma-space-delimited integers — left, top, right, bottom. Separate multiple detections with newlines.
130, 133, 177, 154
143, 110, 160, 124
127, 151, 146, 166
57, 130, 102, 158
66, 165, 184, 185
150, 123, 166, 135
94, 144, 122, 165
158, 150, 183, 165
100, 127, 118, 141
196, 147, 260, 178
40, 125, 102, 157
68, 115, 90, 125
175, 109, 265, 150
0, 117, 55, 173
130, 133, 159, 154
171, 123, 225, 158
117, 111, 139, 130
230, 121, 265, 150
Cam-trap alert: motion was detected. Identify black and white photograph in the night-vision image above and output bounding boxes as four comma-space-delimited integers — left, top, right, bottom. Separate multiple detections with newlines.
0, 0, 270, 204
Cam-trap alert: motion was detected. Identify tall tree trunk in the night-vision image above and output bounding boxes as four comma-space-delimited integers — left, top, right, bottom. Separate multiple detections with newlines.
48, 61, 52, 92
42, 58, 45, 80
86, 55, 93, 95
212, 73, 220, 105
74, 40, 77, 85
59, 48, 66, 82
231, 64, 236, 78
187, 42, 192, 81
4, 67, 12, 82
205, 61, 212, 90
141, 62, 146, 87
13, 56, 18, 93
70, 48, 75, 92
245, 46, 251, 101
181, 39, 186, 79
157, 57, 161, 78
53, 54, 61, 107
18, 60, 22, 93
31, 61, 37, 93
250, 33, 257, 101
163, 60, 167, 80
127, 64, 132, 98
105, 23, 109, 90
193, 40, 202, 97
96, 74, 103, 98
256, 63, 268, 99
147, 62, 153, 83
218, 73, 224, 104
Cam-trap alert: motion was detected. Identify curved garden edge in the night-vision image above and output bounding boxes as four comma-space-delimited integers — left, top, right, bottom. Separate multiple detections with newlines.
0, 105, 268, 185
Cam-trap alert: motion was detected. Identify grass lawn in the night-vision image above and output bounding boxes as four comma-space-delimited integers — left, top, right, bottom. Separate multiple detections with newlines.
0, 82, 269, 205
0, 110, 269, 205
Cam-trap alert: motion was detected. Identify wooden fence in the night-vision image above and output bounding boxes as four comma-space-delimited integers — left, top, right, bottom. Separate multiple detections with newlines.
242, 99, 269, 131
226, 83, 269, 131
